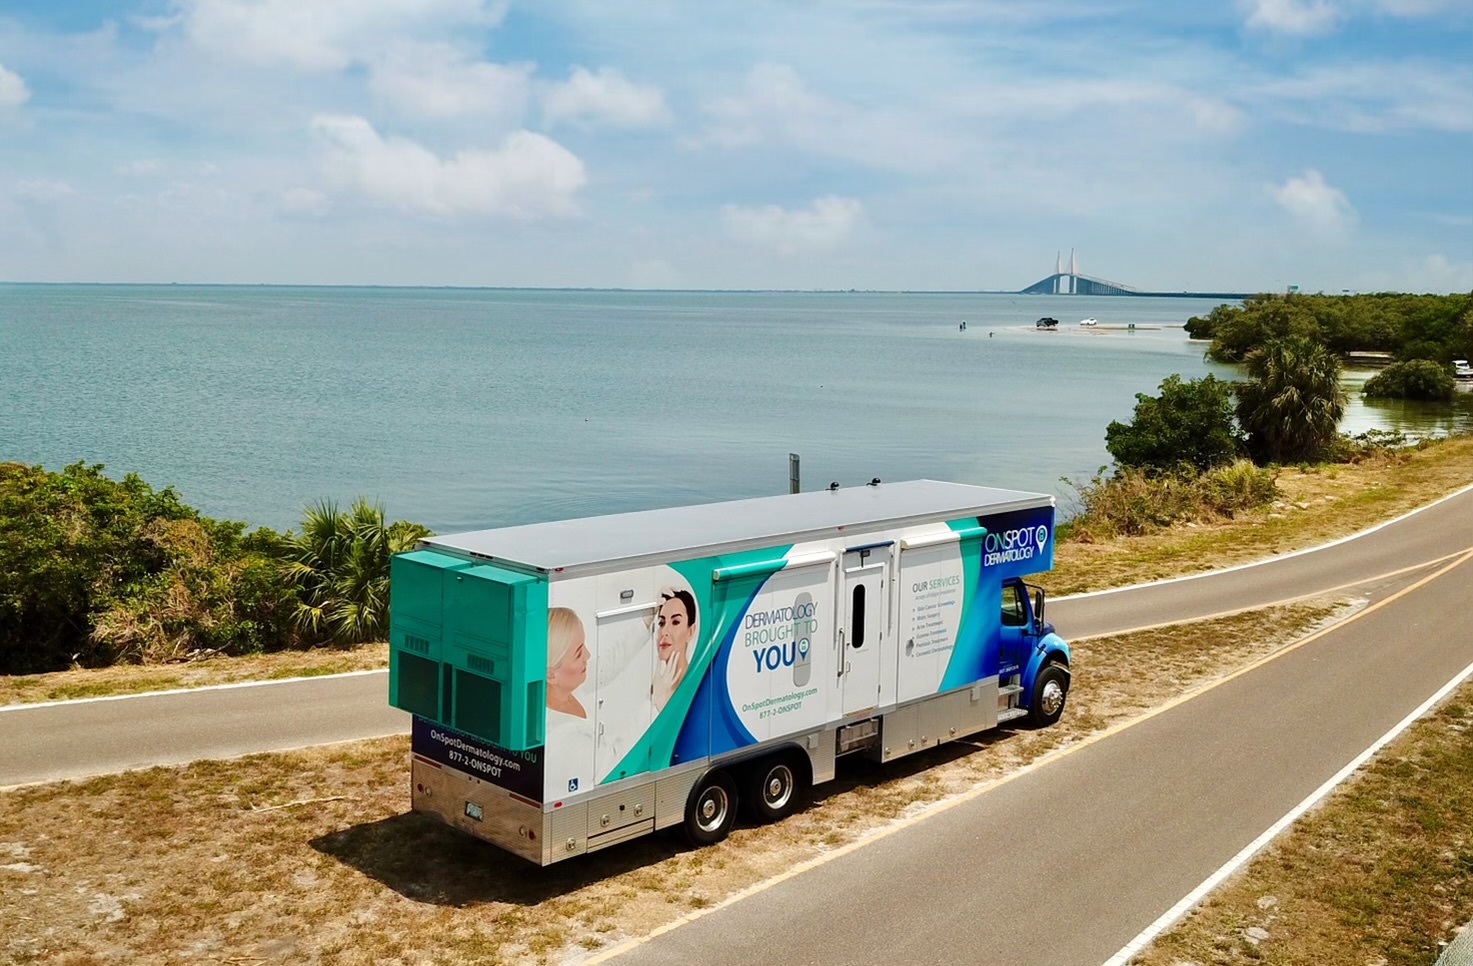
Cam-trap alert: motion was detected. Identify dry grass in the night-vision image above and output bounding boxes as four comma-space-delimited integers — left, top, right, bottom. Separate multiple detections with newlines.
1047, 435, 1473, 595
0, 644, 389, 706
1131, 686, 1473, 966
0, 599, 1349, 965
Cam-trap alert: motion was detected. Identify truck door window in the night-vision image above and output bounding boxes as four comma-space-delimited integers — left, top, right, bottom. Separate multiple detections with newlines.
851, 584, 866, 647
1001, 583, 1027, 627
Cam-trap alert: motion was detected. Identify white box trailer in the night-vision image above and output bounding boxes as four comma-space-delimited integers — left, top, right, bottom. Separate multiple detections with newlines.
388, 480, 1071, 865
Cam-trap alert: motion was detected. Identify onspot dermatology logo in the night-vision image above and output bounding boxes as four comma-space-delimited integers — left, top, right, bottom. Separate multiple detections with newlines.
742, 600, 817, 673
984, 524, 1049, 567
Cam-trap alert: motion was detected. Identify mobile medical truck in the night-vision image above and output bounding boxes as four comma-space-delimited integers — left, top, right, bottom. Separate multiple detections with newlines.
388, 480, 1071, 865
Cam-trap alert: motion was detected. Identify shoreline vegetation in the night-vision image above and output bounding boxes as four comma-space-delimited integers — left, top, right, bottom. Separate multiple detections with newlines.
1186, 291, 1471, 385
2, 431, 1469, 706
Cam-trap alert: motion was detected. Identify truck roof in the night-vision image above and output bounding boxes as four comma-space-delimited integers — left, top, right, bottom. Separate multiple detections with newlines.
421, 480, 1053, 577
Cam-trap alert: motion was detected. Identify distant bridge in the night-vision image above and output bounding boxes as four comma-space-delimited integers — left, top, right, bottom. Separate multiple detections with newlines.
1019, 251, 1252, 299
1020, 272, 1139, 296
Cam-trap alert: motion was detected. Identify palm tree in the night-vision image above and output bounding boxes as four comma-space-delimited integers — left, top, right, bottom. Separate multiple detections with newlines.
1234, 336, 1347, 464
283, 498, 431, 643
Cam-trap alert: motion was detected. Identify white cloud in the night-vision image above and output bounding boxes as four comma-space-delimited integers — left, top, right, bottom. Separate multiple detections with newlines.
701, 63, 832, 149
1252, 61, 1473, 133
1271, 169, 1357, 234
1243, 0, 1342, 34
1396, 253, 1473, 292
15, 179, 76, 203
369, 43, 533, 120
1374, 0, 1471, 14
541, 67, 672, 129
117, 159, 164, 176
311, 114, 586, 218
0, 63, 30, 108
173, 0, 507, 71
722, 195, 865, 252
699, 63, 959, 172
280, 187, 329, 215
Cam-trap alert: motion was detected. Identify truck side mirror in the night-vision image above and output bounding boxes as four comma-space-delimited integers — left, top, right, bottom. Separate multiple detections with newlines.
1032, 588, 1046, 634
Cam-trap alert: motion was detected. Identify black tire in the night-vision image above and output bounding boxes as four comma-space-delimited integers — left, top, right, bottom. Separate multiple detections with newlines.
682, 770, 738, 846
1027, 663, 1069, 727
742, 753, 809, 824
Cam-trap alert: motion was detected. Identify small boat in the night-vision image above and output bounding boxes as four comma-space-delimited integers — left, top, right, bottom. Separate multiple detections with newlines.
1079, 317, 1098, 327
1454, 359, 1473, 381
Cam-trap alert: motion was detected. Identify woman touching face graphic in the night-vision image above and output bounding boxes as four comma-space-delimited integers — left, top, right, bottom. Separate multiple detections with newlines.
653, 588, 696, 711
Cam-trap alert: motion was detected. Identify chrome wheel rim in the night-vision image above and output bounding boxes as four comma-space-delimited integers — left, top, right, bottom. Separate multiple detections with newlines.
762, 765, 794, 811
1040, 679, 1065, 716
696, 786, 730, 833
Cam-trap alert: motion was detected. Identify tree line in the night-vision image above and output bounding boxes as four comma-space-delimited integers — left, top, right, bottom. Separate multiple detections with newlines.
0, 461, 430, 674
1068, 343, 1401, 540
1186, 291, 1473, 401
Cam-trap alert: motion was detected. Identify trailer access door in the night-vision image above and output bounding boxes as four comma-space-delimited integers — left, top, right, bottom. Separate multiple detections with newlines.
840, 545, 889, 715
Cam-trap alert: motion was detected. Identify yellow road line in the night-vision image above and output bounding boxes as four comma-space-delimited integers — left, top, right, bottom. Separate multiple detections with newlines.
1069, 547, 1469, 641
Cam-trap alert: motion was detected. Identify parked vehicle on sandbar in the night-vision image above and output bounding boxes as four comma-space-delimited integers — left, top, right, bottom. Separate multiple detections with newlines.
1035, 317, 1059, 329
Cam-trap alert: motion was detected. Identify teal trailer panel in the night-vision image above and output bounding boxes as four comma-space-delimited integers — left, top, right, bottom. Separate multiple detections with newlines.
390, 549, 549, 751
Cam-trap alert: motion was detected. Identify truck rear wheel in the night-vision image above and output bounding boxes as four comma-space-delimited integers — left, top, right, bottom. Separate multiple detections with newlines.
1027, 663, 1069, 727
682, 770, 738, 846
742, 754, 809, 824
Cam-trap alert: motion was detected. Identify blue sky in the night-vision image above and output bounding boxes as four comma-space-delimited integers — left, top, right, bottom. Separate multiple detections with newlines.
0, 0, 1469, 292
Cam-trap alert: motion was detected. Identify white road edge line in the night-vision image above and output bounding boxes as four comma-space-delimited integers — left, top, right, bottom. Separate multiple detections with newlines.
0, 668, 388, 712
1058, 481, 1473, 602
0, 730, 407, 793
1100, 655, 1473, 966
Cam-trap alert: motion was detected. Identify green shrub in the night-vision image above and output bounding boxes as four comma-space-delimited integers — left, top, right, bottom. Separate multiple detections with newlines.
0, 461, 430, 672
283, 499, 433, 644
1064, 461, 1279, 538
88, 519, 295, 664
1323, 429, 1415, 465
0, 462, 206, 672
1362, 360, 1457, 401
1105, 374, 1243, 473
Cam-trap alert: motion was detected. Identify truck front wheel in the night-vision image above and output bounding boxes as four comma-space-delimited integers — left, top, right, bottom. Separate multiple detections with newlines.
1027, 663, 1069, 727
682, 771, 738, 846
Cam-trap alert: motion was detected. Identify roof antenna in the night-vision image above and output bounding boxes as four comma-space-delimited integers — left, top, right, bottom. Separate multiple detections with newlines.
828, 481, 840, 491
868, 477, 881, 486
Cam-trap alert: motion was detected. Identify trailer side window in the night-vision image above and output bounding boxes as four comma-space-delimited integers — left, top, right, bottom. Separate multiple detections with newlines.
1001, 583, 1027, 627
851, 584, 866, 647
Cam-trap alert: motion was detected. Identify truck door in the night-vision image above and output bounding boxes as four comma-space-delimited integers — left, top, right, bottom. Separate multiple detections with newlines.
840, 546, 890, 715
594, 605, 656, 784
998, 578, 1033, 677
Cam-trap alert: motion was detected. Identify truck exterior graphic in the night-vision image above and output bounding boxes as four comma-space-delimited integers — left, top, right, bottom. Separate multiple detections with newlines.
388, 480, 1071, 864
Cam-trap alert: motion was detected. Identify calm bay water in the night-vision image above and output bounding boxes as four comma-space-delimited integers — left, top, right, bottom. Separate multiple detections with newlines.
2, 285, 1468, 533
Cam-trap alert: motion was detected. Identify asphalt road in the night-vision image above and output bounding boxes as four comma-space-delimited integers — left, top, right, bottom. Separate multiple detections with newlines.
1048, 484, 1473, 639
1, 486, 1469, 792
0, 673, 408, 787
603, 548, 1473, 966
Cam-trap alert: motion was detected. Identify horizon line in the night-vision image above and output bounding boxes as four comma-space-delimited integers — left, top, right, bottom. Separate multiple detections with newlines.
0, 280, 1282, 297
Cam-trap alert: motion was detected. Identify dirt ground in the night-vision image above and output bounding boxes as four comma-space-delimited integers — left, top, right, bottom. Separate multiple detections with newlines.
0, 599, 1350, 965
